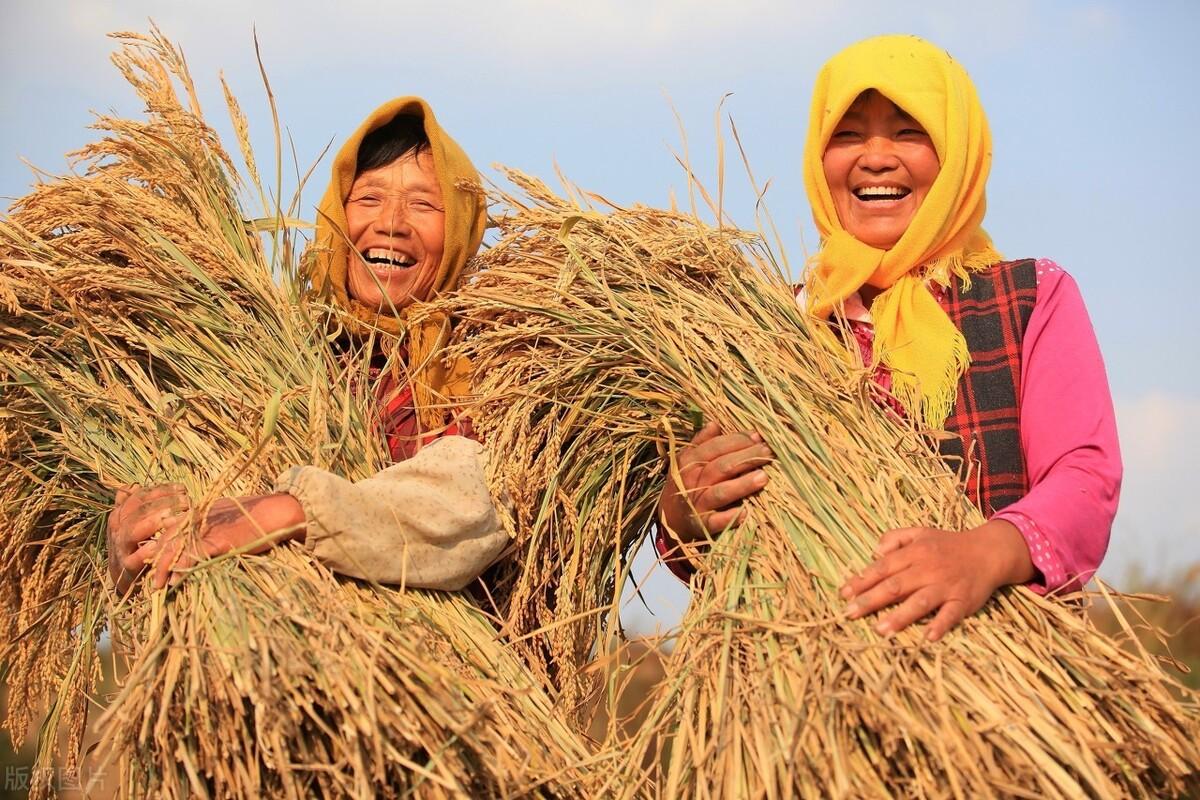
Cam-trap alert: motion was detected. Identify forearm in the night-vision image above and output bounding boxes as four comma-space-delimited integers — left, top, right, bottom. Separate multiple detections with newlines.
245, 493, 307, 545
972, 518, 1036, 589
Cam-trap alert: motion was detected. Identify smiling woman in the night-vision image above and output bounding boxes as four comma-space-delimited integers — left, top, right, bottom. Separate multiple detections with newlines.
106, 98, 510, 594
344, 115, 447, 312
658, 34, 1122, 644
820, 89, 940, 251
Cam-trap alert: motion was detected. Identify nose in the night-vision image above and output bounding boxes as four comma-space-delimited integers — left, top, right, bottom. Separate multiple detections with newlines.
373, 196, 412, 235
858, 135, 900, 172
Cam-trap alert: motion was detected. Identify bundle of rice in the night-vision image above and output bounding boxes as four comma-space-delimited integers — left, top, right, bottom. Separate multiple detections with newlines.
0, 30, 611, 799
441, 169, 1200, 798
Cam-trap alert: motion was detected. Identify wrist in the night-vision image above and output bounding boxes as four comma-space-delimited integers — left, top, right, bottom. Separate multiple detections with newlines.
266, 493, 306, 543
975, 518, 1036, 588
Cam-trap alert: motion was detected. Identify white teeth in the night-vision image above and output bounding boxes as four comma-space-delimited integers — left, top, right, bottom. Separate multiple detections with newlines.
855, 186, 909, 199
364, 248, 416, 268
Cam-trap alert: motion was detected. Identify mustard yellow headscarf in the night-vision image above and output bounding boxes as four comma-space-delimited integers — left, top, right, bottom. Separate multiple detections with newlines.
308, 97, 486, 432
803, 35, 1002, 428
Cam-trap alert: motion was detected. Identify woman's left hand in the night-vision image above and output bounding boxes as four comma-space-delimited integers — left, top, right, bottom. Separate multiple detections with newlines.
143, 493, 306, 589
839, 519, 1036, 642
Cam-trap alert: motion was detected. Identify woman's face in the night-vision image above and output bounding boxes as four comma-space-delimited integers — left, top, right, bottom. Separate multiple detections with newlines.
344, 149, 446, 311
821, 90, 940, 250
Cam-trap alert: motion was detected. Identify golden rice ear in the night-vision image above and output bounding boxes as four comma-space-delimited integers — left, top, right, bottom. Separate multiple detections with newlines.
0, 28, 619, 799
438, 165, 1200, 799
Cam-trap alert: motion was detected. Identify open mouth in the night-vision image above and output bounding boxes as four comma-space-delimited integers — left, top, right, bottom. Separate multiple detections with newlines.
853, 186, 911, 202
362, 248, 416, 270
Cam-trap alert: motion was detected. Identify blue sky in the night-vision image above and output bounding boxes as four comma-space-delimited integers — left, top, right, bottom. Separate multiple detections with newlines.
3, 1, 1197, 635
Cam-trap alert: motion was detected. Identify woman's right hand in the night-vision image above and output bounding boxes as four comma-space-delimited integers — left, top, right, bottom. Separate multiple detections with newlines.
659, 422, 774, 546
106, 483, 190, 595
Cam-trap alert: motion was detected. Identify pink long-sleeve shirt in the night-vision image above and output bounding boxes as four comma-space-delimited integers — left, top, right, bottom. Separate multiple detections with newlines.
847, 259, 1121, 593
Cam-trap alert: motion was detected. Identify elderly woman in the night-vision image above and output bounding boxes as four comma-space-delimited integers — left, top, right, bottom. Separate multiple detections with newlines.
659, 35, 1121, 641
107, 98, 509, 592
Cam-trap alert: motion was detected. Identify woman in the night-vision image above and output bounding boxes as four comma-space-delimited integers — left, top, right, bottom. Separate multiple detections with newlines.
659, 35, 1121, 641
107, 98, 509, 593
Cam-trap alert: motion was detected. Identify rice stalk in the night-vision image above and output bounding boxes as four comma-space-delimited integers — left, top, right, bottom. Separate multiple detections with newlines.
0, 28, 615, 799
439, 168, 1200, 798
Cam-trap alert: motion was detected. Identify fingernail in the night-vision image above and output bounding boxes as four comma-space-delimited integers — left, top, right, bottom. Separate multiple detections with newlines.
875, 620, 892, 636
750, 432, 763, 442
845, 601, 860, 618
754, 472, 768, 487
839, 584, 852, 598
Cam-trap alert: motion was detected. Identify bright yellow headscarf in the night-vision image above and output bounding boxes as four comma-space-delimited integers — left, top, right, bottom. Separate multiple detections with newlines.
802, 34, 1002, 428
308, 97, 486, 432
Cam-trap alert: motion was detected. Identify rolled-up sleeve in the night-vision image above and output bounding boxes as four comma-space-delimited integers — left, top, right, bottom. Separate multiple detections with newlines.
273, 436, 510, 591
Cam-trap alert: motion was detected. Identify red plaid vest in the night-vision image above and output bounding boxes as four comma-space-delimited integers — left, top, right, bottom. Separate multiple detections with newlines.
376, 375, 472, 462
937, 259, 1038, 514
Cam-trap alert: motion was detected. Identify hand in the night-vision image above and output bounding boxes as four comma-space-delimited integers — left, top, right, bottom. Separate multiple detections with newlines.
839, 519, 1036, 641
147, 494, 307, 589
107, 483, 190, 594
659, 422, 774, 546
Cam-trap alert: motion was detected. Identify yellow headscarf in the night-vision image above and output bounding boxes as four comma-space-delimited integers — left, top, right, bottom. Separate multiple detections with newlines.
308, 97, 485, 432
802, 35, 1002, 428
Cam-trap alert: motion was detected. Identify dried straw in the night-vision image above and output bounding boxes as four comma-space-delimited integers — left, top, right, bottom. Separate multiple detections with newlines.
439, 168, 1200, 798
0, 29, 613, 799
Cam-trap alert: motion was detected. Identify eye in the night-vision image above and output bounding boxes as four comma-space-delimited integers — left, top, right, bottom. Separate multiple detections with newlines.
829, 129, 861, 142
350, 193, 381, 206
410, 198, 438, 211
897, 128, 929, 139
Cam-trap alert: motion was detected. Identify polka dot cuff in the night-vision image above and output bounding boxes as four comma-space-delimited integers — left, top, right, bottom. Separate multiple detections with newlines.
995, 510, 1066, 594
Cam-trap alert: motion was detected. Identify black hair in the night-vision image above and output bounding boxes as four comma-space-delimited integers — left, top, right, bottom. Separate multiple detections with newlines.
356, 114, 430, 173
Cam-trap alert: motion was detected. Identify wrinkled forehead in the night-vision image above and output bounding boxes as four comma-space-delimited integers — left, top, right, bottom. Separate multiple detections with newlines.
350, 149, 441, 192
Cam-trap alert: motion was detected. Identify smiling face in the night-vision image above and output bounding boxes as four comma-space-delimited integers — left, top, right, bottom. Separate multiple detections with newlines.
344, 149, 445, 312
821, 90, 941, 250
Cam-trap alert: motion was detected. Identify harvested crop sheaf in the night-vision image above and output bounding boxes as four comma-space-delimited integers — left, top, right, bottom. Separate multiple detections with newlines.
441, 169, 1200, 799
0, 29, 610, 800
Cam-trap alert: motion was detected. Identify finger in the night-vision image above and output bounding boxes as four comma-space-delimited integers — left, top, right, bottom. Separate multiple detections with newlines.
151, 536, 191, 590
700, 443, 774, 486
121, 539, 160, 573
167, 549, 201, 588
126, 506, 187, 547
702, 504, 747, 535
844, 568, 921, 620
694, 469, 769, 514
688, 421, 722, 448
925, 599, 969, 642
124, 511, 185, 566
876, 586, 944, 637
841, 546, 916, 599
199, 536, 234, 560
170, 536, 236, 586
679, 431, 763, 472
874, 527, 925, 557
